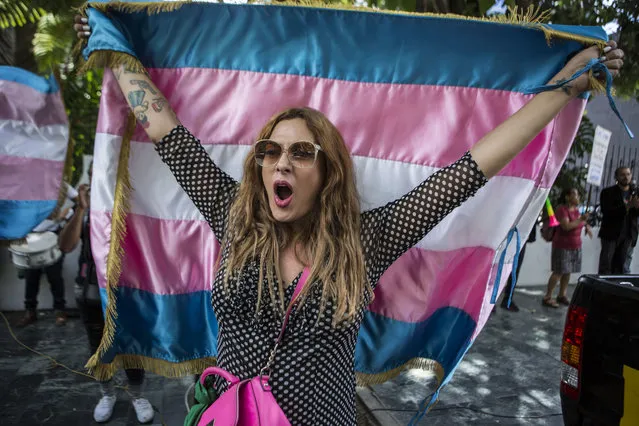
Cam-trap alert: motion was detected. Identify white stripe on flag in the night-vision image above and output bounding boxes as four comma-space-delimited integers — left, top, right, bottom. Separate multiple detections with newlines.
93, 132, 542, 251
0, 120, 68, 161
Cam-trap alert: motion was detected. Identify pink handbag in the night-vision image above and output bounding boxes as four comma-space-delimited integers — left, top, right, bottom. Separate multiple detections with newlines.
197, 268, 311, 426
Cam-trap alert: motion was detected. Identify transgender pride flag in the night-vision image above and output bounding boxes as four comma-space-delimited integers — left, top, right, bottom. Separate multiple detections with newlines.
82, 0, 614, 412
0, 67, 69, 241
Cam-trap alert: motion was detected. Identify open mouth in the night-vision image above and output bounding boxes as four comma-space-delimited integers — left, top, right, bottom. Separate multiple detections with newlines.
274, 181, 293, 207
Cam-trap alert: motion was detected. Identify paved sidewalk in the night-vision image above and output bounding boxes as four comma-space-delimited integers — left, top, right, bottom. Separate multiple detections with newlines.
0, 285, 569, 425
358, 285, 569, 425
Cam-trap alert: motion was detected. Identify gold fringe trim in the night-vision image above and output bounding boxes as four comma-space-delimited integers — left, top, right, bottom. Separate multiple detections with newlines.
77, 1, 606, 47
90, 354, 218, 381
355, 357, 444, 386
539, 24, 607, 48
79, 0, 189, 15
79, 49, 146, 75
85, 111, 135, 376
589, 73, 608, 95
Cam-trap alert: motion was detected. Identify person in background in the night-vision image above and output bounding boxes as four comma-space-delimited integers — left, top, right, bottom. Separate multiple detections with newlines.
598, 167, 639, 274
58, 166, 154, 424
543, 188, 592, 307
18, 182, 78, 327
624, 180, 638, 273
498, 225, 536, 312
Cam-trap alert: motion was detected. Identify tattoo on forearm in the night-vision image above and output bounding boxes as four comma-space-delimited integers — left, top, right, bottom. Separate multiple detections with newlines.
131, 79, 158, 94
560, 84, 573, 96
151, 97, 168, 112
114, 63, 147, 81
552, 78, 573, 96
127, 89, 150, 129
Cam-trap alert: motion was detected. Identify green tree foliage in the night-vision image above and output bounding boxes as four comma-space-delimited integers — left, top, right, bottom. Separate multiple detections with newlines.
0, 1, 45, 28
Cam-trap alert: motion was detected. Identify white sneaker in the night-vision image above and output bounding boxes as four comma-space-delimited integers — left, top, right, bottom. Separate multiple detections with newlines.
93, 395, 117, 423
132, 398, 154, 424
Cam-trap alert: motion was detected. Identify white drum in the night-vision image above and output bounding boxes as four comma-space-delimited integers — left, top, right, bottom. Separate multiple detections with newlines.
8, 232, 62, 269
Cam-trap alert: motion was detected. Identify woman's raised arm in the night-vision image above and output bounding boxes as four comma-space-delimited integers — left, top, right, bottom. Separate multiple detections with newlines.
75, 15, 177, 142
110, 64, 179, 143
74, 16, 239, 241
470, 42, 624, 179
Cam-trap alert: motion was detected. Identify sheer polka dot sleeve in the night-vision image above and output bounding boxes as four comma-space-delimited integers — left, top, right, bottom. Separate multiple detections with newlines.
156, 125, 239, 241
361, 152, 488, 287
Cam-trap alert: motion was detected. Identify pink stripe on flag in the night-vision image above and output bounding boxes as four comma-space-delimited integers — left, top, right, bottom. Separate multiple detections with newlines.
0, 155, 63, 200
368, 246, 494, 323
92, 208, 492, 324
91, 210, 219, 294
0, 80, 67, 126
539, 99, 587, 188
97, 68, 585, 185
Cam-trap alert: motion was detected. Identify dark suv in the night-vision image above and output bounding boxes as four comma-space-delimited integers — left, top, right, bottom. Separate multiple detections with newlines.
560, 275, 639, 425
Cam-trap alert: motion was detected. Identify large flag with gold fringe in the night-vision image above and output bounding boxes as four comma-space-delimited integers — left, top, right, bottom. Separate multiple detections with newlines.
81, 0, 622, 415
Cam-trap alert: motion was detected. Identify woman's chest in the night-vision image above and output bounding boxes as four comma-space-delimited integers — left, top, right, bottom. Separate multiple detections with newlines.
211, 262, 363, 341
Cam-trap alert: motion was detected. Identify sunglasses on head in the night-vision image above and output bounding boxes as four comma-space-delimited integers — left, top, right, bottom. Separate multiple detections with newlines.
254, 140, 322, 169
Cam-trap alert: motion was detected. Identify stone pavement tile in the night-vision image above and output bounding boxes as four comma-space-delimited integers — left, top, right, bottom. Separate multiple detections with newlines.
0, 373, 46, 426
161, 409, 190, 426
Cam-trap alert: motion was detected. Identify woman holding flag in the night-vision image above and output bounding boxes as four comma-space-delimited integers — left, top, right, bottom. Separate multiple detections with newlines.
76, 18, 624, 425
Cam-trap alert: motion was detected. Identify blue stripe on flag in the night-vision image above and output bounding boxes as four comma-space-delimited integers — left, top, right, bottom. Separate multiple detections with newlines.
98, 287, 218, 364
0, 66, 59, 94
0, 200, 57, 240
96, 283, 473, 373
355, 307, 476, 376
85, 4, 606, 93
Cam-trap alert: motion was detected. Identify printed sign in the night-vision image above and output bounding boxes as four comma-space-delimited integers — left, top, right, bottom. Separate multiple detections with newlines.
586, 125, 612, 187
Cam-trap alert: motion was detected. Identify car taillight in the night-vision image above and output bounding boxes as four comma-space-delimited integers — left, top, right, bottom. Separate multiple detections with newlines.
561, 305, 588, 400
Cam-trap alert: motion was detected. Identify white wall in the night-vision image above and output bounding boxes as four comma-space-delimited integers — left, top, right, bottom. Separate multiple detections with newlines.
518, 225, 639, 286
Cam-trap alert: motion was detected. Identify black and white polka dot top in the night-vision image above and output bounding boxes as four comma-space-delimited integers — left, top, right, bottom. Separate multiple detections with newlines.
156, 125, 487, 425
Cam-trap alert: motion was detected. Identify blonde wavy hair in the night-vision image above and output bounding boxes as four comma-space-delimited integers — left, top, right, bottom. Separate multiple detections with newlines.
221, 107, 371, 324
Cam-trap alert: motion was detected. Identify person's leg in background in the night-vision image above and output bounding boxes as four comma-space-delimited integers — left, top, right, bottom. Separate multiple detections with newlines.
19, 267, 42, 326
598, 238, 617, 274
543, 272, 561, 308
612, 238, 632, 274
624, 243, 635, 273
557, 273, 571, 305
45, 256, 67, 325
77, 297, 118, 423
500, 244, 527, 312
77, 296, 154, 424
126, 369, 154, 423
